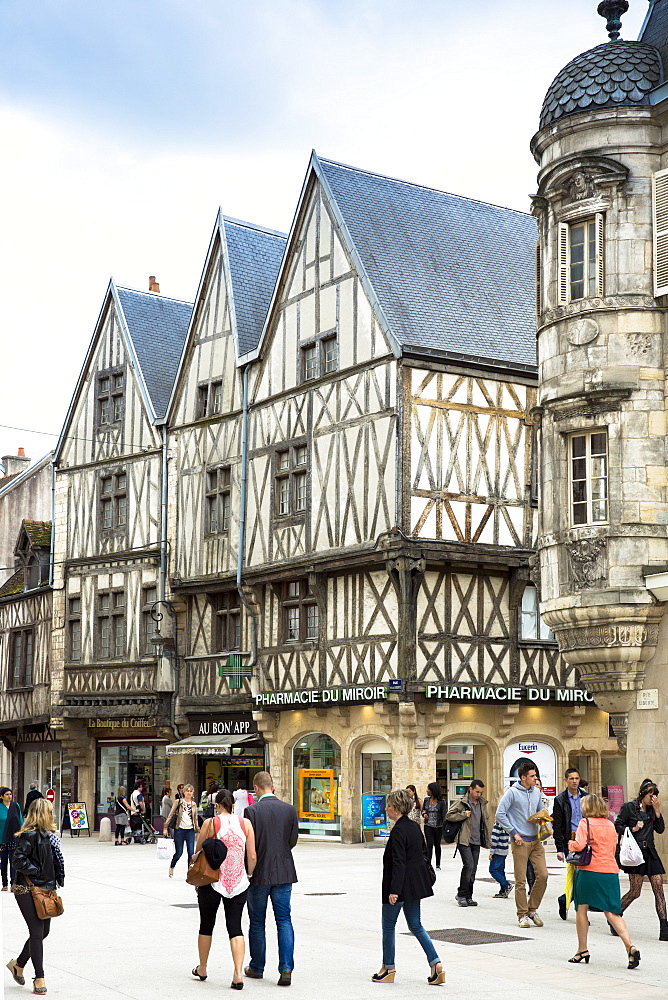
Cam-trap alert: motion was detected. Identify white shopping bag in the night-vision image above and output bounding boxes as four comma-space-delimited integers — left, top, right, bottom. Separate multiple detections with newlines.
619, 827, 644, 867
156, 840, 171, 862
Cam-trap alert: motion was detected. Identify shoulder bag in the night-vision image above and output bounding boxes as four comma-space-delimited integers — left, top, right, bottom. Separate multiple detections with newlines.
565, 818, 592, 866
186, 816, 222, 887
25, 877, 64, 919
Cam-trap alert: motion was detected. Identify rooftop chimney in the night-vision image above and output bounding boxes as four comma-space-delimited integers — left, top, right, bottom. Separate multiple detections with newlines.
1, 449, 30, 479
149, 276, 160, 294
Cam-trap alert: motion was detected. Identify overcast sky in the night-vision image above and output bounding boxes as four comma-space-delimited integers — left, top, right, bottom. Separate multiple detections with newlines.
0, 0, 648, 466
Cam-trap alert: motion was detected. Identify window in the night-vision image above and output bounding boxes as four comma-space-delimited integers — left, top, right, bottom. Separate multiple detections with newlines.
520, 586, 554, 642
97, 370, 124, 426
558, 216, 603, 303
9, 629, 33, 687
69, 598, 82, 661
301, 334, 339, 381
570, 431, 608, 526
275, 445, 308, 516
196, 381, 223, 419
213, 591, 241, 650
97, 590, 125, 660
205, 466, 231, 534
100, 472, 127, 531
282, 580, 319, 642
142, 586, 158, 655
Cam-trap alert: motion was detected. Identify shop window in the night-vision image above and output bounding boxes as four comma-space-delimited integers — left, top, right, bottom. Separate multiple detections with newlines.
520, 586, 554, 642
96, 743, 169, 830
100, 471, 127, 531
213, 591, 241, 650
142, 586, 158, 654
68, 597, 82, 661
292, 733, 341, 837
570, 431, 608, 526
97, 589, 126, 660
282, 580, 318, 642
97, 369, 124, 427
9, 628, 33, 687
275, 445, 308, 517
205, 466, 231, 534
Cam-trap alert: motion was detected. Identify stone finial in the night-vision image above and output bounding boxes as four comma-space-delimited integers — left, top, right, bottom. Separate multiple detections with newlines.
597, 0, 629, 41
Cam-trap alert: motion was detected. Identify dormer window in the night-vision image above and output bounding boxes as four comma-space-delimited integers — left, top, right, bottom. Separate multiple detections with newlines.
558, 216, 603, 303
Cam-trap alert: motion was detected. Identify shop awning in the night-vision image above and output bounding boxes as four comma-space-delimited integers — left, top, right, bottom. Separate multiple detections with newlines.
166, 733, 260, 756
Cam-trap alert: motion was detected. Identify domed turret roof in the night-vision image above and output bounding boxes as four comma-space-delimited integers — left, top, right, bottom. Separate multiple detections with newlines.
540, 40, 662, 129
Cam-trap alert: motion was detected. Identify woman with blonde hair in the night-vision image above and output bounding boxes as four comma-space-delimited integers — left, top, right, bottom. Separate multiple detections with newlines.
164, 783, 200, 877
568, 793, 640, 969
6, 798, 65, 995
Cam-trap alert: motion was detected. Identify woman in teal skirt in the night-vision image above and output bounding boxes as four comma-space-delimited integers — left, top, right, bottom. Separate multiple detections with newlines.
568, 794, 640, 969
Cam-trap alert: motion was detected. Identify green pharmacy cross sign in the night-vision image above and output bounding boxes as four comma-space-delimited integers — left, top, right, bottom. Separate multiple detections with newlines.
218, 653, 253, 690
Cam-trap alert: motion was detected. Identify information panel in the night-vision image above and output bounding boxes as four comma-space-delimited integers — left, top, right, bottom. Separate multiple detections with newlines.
299, 769, 335, 820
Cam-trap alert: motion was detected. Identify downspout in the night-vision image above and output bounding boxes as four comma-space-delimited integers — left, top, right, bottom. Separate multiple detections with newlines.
160, 423, 178, 729
237, 365, 258, 667
49, 458, 55, 587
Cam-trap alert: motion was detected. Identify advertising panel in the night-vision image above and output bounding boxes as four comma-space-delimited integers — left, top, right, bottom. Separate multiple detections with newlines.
67, 802, 89, 830
503, 741, 557, 798
362, 793, 388, 831
299, 769, 335, 820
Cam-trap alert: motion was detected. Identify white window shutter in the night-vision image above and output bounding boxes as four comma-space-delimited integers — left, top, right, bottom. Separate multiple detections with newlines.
595, 213, 605, 297
535, 241, 542, 317
653, 169, 668, 296
558, 223, 569, 304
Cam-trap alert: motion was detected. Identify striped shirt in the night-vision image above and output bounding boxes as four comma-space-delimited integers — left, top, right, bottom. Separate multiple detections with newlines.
490, 821, 510, 856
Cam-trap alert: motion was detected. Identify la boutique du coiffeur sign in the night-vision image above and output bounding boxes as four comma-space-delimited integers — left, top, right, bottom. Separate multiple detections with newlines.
254, 684, 594, 709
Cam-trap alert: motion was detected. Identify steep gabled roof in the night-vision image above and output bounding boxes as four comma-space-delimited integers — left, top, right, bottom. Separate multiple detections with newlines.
315, 156, 538, 372
0, 569, 24, 598
223, 218, 286, 357
115, 287, 192, 420
21, 520, 52, 549
640, 0, 668, 78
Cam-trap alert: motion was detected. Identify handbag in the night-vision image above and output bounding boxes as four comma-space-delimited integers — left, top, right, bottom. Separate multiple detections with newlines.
565, 818, 592, 866
186, 817, 222, 887
25, 877, 64, 919
619, 826, 645, 867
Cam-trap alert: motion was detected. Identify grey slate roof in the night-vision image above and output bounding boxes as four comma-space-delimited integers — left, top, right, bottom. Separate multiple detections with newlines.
116, 287, 192, 420
640, 0, 668, 80
224, 219, 286, 356
540, 41, 662, 129
318, 158, 538, 370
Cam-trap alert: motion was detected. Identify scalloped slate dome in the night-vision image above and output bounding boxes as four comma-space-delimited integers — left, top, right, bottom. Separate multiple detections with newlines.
540, 41, 662, 129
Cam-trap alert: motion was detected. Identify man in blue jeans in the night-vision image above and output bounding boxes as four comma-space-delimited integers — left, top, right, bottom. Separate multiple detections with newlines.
244, 772, 299, 986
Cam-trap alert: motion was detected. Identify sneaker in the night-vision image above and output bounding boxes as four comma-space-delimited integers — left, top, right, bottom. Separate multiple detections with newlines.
455, 896, 468, 907
435, 865, 441, 870
518, 916, 531, 928
466, 899, 478, 906
492, 891, 505, 898
502, 883, 514, 898
528, 911, 544, 926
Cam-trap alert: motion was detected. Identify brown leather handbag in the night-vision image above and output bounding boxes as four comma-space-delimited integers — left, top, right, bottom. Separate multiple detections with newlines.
25, 878, 64, 919
186, 816, 223, 887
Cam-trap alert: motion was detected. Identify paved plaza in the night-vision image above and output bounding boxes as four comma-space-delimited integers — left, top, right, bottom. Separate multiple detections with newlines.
1, 835, 667, 999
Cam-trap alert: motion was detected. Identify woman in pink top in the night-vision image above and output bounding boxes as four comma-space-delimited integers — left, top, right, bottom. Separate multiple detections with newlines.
568, 794, 640, 969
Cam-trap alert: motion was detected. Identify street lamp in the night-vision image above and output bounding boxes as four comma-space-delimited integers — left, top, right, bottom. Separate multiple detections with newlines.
149, 600, 176, 655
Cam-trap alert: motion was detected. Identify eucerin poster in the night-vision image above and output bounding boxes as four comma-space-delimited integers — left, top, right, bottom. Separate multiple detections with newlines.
503, 741, 557, 798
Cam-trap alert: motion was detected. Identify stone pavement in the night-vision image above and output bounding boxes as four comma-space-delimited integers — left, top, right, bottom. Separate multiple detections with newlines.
2, 835, 667, 999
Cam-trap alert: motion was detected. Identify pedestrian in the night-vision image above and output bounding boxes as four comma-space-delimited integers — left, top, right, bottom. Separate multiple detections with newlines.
406, 785, 422, 826
200, 781, 218, 820
614, 779, 666, 941
175, 783, 185, 801
567, 793, 640, 969
535, 777, 550, 812
243, 771, 298, 987
233, 781, 251, 817
489, 821, 513, 898
24, 782, 43, 815
6, 798, 65, 996
372, 788, 444, 986
445, 779, 490, 907
192, 788, 257, 988
160, 786, 173, 838
421, 783, 446, 871
129, 780, 145, 844
495, 762, 548, 928
113, 786, 132, 846
552, 767, 586, 921
0, 787, 24, 890
165, 783, 200, 877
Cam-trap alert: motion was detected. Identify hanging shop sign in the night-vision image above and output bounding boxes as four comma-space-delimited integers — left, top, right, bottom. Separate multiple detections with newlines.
255, 685, 388, 708
191, 714, 258, 737
424, 685, 595, 704
299, 769, 336, 820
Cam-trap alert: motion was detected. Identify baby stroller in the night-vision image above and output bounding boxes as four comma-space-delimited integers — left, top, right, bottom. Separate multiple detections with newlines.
128, 812, 158, 845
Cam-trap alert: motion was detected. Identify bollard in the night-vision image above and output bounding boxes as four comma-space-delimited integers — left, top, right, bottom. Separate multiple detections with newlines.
99, 816, 112, 842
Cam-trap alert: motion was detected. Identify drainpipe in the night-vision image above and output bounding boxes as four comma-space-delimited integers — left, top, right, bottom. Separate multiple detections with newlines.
49, 458, 55, 587
237, 365, 258, 667
159, 423, 178, 729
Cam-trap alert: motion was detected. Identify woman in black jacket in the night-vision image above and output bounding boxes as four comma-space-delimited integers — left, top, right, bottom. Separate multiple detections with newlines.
6, 798, 65, 996
614, 779, 666, 941
421, 782, 447, 870
373, 789, 444, 986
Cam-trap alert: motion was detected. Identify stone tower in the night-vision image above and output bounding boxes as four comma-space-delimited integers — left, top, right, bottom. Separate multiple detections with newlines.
532, 0, 668, 840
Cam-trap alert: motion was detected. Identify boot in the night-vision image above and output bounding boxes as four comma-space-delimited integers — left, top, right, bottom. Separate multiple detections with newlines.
659, 919, 668, 941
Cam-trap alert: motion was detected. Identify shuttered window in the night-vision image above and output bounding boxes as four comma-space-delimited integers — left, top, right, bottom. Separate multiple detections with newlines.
653, 169, 668, 296
558, 217, 604, 303
535, 241, 542, 317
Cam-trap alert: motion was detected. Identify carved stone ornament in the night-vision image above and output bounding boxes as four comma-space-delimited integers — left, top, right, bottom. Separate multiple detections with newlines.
566, 537, 607, 590
566, 171, 596, 203
567, 317, 599, 346
558, 622, 659, 651
627, 333, 652, 358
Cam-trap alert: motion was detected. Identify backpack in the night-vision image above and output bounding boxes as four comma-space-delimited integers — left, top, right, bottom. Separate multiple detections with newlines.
442, 817, 464, 844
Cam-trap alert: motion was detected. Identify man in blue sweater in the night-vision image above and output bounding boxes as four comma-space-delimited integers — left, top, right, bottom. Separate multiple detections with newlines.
495, 762, 548, 928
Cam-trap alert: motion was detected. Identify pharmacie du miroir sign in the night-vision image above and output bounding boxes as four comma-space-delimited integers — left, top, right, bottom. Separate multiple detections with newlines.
254, 684, 594, 707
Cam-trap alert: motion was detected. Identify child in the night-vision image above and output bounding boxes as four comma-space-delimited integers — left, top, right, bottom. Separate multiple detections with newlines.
489, 820, 514, 898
